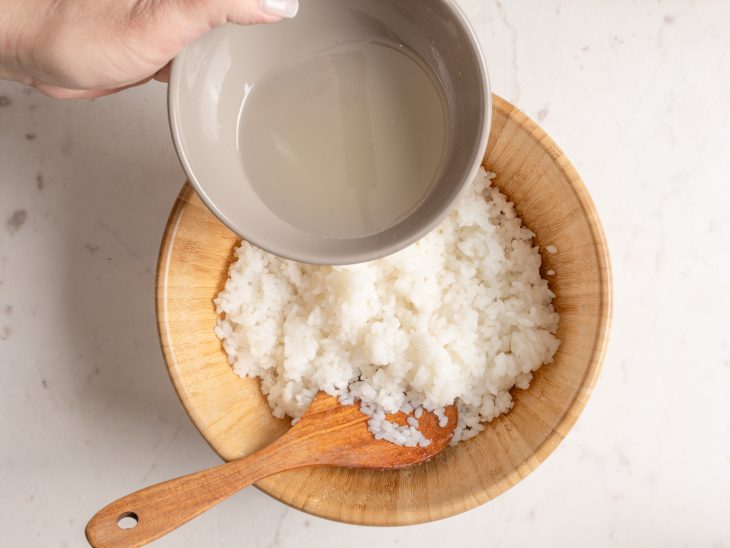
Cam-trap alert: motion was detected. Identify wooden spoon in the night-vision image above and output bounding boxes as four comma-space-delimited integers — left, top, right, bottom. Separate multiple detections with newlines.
86, 393, 457, 547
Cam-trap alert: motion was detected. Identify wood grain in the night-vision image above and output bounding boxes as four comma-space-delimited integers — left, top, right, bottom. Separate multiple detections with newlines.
155, 95, 612, 526
86, 394, 456, 547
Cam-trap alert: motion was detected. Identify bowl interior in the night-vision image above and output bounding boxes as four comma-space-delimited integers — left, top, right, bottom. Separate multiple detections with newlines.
169, 0, 489, 264
157, 96, 611, 525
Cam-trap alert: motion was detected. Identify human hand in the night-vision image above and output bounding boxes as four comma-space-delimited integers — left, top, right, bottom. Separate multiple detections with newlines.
0, 0, 298, 98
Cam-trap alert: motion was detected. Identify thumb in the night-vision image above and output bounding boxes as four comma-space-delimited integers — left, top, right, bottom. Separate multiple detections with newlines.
225, 0, 300, 24
33, 78, 153, 99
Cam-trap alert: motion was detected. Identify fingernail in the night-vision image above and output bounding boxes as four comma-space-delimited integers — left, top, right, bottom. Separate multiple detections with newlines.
262, 0, 299, 18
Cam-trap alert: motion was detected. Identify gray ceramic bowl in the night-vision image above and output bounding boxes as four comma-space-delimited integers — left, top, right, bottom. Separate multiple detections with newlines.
169, 0, 490, 265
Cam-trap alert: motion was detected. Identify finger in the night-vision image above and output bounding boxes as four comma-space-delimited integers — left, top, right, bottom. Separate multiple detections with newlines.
34, 77, 153, 99
147, 0, 299, 88
224, 0, 299, 24
145, 0, 298, 88
34, 84, 111, 99
153, 63, 172, 83
259, 0, 300, 18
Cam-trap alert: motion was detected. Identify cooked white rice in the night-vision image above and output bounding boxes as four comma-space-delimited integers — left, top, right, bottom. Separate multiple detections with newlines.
214, 168, 560, 445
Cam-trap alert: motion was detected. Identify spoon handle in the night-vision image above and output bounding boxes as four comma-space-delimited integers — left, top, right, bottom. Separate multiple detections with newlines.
85, 439, 307, 547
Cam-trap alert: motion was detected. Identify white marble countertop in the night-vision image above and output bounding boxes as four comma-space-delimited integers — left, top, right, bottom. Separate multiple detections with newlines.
2, 1, 729, 546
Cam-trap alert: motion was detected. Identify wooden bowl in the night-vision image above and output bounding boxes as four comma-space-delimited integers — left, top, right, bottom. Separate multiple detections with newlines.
156, 95, 612, 525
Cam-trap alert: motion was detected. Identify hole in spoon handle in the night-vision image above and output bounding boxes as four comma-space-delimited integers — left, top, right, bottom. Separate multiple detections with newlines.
86, 447, 293, 547
116, 512, 138, 530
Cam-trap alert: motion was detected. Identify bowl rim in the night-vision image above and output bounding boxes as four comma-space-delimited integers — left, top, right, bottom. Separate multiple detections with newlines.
156, 95, 613, 526
166, 0, 492, 265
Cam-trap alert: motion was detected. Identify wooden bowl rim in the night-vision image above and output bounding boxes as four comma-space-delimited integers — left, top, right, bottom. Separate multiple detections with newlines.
155, 95, 613, 525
